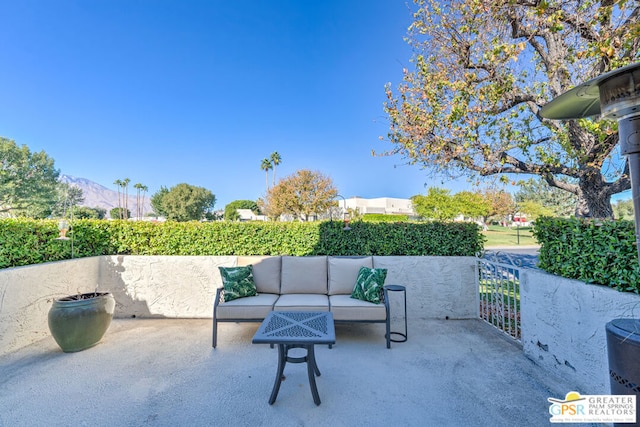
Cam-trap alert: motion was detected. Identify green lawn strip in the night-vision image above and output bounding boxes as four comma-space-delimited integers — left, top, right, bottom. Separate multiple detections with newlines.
482, 225, 538, 247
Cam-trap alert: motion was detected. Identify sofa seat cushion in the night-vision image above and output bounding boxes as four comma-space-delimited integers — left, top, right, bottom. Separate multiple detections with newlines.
328, 256, 373, 295
273, 294, 330, 312
280, 256, 328, 294
216, 294, 279, 320
329, 295, 387, 321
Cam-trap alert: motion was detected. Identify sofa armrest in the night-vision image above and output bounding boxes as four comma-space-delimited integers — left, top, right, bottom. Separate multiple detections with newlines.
214, 287, 225, 308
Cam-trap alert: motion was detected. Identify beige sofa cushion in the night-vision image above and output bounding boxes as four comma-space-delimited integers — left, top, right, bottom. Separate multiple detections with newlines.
329, 295, 387, 321
215, 294, 279, 319
237, 256, 281, 294
328, 256, 373, 295
274, 294, 330, 312
280, 256, 328, 294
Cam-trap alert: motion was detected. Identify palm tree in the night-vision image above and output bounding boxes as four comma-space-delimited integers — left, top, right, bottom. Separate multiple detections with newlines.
270, 151, 281, 187
134, 183, 143, 219
260, 158, 273, 192
121, 178, 131, 219
113, 179, 123, 219
141, 185, 148, 218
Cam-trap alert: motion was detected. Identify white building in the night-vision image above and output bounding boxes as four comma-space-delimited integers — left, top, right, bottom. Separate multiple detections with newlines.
340, 197, 415, 216
236, 209, 267, 221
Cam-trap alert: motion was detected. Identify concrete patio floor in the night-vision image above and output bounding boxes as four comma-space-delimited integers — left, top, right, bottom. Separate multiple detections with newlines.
0, 318, 591, 427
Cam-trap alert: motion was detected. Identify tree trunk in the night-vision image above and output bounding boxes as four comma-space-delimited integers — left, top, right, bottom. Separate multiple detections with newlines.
574, 171, 614, 219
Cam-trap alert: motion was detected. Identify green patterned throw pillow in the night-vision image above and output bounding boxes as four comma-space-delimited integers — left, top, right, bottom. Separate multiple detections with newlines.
219, 265, 257, 302
351, 267, 387, 304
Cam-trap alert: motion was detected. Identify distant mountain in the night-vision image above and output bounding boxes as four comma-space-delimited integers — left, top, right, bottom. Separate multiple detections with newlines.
60, 175, 152, 217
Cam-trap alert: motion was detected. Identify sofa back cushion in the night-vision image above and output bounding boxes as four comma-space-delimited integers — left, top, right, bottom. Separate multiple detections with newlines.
280, 256, 328, 294
328, 256, 373, 295
237, 256, 281, 294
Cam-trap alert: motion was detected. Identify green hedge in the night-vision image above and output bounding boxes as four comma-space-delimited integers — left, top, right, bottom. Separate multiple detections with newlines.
360, 214, 410, 222
533, 216, 640, 293
0, 219, 484, 268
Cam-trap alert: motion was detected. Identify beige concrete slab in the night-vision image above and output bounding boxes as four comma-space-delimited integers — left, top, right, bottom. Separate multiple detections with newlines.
0, 318, 592, 427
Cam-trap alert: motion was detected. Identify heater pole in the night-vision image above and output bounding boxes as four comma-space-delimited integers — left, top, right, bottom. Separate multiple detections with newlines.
620, 115, 640, 266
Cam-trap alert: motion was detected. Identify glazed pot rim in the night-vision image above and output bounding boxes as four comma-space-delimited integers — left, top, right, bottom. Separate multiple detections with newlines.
55, 292, 112, 302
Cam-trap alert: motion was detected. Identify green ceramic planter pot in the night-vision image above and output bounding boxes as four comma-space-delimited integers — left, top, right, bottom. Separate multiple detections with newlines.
48, 292, 116, 353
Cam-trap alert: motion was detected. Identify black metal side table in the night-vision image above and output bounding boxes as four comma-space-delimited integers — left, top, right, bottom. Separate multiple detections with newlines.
252, 311, 335, 405
384, 284, 407, 343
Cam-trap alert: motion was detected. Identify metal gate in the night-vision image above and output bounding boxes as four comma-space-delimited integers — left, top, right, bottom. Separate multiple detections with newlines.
477, 252, 521, 341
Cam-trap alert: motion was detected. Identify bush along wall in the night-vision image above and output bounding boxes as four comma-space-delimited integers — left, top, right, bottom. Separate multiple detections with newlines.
360, 214, 410, 222
0, 219, 484, 269
533, 216, 640, 293
0, 218, 67, 268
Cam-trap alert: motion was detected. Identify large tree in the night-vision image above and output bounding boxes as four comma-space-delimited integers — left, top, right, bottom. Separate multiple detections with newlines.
515, 177, 577, 217
383, 0, 639, 218
51, 183, 85, 218
133, 182, 148, 220
411, 187, 459, 220
412, 187, 490, 220
260, 158, 272, 192
453, 190, 490, 220
482, 188, 515, 224
150, 183, 216, 222
0, 137, 60, 217
613, 198, 634, 220
270, 151, 282, 186
260, 169, 337, 221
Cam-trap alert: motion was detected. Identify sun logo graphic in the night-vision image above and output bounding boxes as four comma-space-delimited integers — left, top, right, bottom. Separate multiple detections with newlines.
548, 391, 586, 418
548, 391, 636, 423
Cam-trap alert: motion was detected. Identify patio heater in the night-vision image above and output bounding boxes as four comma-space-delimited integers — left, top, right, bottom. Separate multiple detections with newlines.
332, 194, 351, 230
54, 194, 75, 258
541, 62, 640, 425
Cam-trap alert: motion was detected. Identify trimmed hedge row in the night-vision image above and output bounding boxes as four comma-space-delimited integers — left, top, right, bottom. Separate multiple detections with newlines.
360, 214, 410, 222
0, 218, 484, 269
533, 216, 640, 293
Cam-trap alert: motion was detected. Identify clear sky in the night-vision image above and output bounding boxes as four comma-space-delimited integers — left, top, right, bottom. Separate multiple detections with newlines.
0, 0, 481, 209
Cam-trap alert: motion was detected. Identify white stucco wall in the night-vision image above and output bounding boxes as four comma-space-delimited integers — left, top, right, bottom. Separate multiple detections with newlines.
520, 268, 640, 395
373, 256, 478, 319
0, 257, 101, 356
0, 255, 477, 356
99, 255, 236, 318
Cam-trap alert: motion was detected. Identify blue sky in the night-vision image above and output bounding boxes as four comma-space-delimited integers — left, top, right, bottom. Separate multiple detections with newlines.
0, 0, 479, 209
1, 1, 628, 209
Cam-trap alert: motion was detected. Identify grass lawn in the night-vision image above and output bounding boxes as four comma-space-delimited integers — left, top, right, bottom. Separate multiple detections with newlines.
482, 225, 538, 247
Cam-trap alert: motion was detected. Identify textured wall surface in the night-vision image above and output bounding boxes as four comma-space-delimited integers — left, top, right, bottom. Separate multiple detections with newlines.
99, 255, 236, 318
0, 255, 477, 355
0, 257, 101, 356
373, 256, 478, 320
521, 268, 640, 394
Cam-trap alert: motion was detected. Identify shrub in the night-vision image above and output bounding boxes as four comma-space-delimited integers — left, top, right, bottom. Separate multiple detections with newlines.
0, 219, 484, 268
533, 216, 640, 293
360, 214, 409, 222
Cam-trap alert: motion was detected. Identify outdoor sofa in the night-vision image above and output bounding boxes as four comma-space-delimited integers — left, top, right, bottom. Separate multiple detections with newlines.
212, 255, 394, 348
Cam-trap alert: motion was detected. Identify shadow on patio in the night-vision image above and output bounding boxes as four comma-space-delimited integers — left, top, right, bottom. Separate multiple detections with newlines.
0, 318, 587, 427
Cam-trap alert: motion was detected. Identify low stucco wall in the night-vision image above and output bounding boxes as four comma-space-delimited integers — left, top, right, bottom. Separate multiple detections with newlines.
0, 257, 101, 356
0, 255, 477, 356
520, 268, 640, 395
